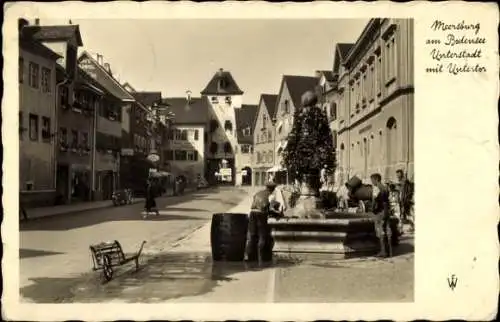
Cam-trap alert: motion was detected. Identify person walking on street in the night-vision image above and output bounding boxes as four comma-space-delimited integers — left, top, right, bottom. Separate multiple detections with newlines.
396, 169, 414, 232
144, 178, 160, 218
246, 182, 278, 264
370, 173, 392, 258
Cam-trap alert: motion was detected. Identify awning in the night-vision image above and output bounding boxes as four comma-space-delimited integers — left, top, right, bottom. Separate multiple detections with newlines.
266, 165, 285, 173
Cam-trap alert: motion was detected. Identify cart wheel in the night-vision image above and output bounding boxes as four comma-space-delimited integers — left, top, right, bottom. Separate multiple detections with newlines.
102, 255, 114, 281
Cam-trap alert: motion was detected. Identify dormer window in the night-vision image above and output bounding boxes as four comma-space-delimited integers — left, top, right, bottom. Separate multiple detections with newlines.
224, 120, 233, 133
218, 78, 226, 90
242, 127, 251, 136
284, 100, 289, 113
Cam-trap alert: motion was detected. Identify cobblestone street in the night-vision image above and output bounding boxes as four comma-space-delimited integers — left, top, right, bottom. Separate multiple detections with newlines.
20, 187, 414, 303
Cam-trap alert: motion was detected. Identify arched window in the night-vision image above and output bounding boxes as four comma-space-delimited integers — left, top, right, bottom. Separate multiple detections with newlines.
210, 142, 218, 154
331, 130, 338, 149
181, 130, 188, 141
223, 142, 232, 154
330, 102, 337, 120
209, 119, 219, 133
386, 117, 398, 177
224, 120, 233, 133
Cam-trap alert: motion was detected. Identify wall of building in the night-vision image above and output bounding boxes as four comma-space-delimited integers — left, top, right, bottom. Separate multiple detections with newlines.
167, 125, 205, 184
336, 18, 414, 183
253, 100, 275, 186
273, 82, 295, 169
206, 94, 242, 159
19, 47, 58, 205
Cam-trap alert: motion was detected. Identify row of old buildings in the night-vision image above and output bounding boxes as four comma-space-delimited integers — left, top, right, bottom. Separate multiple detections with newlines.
19, 19, 169, 207
20, 18, 414, 207
253, 18, 414, 186
148, 18, 414, 189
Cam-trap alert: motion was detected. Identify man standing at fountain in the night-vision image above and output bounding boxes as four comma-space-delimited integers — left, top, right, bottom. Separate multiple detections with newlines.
370, 173, 392, 258
246, 182, 278, 264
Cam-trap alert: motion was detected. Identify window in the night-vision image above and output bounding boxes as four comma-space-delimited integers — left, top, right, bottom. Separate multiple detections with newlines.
268, 150, 273, 163
187, 150, 199, 161
283, 100, 289, 114
223, 142, 232, 154
211, 96, 218, 104
332, 130, 338, 149
175, 150, 187, 161
71, 130, 79, 148
29, 114, 38, 141
60, 86, 69, 107
174, 129, 182, 140
224, 120, 233, 133
181, 130, 188, 141
376, 51, 382, 96
167, 129, 174, 140
257, 152, 261, 163
82, 132, 89, 149
241, 144, 250, 154
164, 149, 174, 161
41, 67, 51, 93
330, 102, 337, 120
19, 57, 24, 83
263, 115, 268, 129
29, 62, 39, 89
267, 130, 272, 142
194, 129, 199, 141
384, 33, 397, 83
59, 127, 67, 146
243, 127, 251, 136
19, 112, 24, 139
41, 117, 51, 141
362, 73, 367, 105
225, 96, 232, 104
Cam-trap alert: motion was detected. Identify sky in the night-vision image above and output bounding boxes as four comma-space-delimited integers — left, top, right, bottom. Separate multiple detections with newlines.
50, 19, 368, 104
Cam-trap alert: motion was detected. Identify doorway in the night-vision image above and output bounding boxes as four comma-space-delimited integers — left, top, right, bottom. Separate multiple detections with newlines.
241, 167, 252, 186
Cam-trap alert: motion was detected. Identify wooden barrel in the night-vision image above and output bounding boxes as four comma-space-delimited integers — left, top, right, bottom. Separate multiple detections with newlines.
346, 175, 362, 191
351, 184, 373, 201
210, 213, 249, 262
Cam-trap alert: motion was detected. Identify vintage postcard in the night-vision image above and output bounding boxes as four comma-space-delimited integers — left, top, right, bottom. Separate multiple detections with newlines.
2, 1, 498, 321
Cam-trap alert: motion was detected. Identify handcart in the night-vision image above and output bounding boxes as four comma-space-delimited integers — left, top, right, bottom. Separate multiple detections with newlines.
90, 240, 147, 282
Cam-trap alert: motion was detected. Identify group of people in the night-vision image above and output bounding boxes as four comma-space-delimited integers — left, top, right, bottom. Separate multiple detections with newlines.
245, 168, 415, 262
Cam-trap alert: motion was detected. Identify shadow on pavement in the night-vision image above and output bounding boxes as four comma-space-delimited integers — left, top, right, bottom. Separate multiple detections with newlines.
20, 187, 246, 232
20, 248, 65, 259
20, 251, 300, 303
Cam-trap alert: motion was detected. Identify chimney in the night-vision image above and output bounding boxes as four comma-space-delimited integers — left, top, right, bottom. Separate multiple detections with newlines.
104, 62, 112, 75
96, 54, 103, 66
34, 18, 40, 25
18, 19, 29, 32
217, 68, 224, 76
186, 90, 192, 104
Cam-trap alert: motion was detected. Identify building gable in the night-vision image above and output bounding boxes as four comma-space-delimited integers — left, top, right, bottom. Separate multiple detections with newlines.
78, 51, 135, 102
201, 68, 244, 96
253, 96, 271, 142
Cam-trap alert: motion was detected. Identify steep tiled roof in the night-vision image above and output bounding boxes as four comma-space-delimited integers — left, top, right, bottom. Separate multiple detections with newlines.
235, 104, 258, 144
78, 51, 135, 102
201, 69, 244, 95
282, 75, 319, 112
337, 43, 354, 61
132, 92, 162, 107
161, 97, 210, 125
23, 25, 83, 46
261, 94, 278, 119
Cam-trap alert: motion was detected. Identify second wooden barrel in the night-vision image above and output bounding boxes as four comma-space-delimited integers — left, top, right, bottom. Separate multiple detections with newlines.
210, 213, 249, 262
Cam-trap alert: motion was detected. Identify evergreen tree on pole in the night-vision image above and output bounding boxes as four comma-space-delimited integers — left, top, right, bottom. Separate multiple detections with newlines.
281, 91, 336, 187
